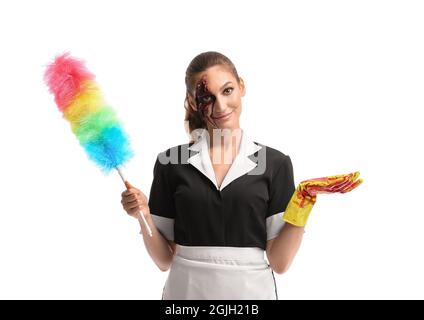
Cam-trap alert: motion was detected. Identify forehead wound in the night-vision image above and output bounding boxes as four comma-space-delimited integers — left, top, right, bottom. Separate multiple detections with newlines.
195, 76, 210, 98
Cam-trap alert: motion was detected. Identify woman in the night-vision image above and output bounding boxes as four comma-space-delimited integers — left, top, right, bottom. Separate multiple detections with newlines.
121, 51, 360, 299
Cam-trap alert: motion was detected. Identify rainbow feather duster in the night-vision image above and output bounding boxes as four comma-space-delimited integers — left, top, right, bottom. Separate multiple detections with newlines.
44, 53, 152, 236
44, 53, 134, 174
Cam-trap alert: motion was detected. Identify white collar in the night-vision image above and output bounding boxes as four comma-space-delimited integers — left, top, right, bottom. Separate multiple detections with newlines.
187, 129, 262, 191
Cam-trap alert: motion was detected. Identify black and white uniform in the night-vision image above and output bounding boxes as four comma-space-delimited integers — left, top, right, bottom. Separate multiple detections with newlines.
148, 129, 295, 300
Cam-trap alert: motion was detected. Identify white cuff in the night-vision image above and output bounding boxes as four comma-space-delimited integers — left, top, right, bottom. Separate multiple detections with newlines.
266, 212, 286, 240
150, 214, 174, 241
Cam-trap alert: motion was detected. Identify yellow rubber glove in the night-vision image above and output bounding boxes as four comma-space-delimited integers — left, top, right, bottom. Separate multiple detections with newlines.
283, 171, 363, 227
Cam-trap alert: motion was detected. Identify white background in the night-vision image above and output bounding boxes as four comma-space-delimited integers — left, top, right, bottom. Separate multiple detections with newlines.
0, 0, 423, 299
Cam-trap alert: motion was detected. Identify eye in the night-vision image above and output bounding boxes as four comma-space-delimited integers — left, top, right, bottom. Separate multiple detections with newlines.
201, 95, 212, 103
223, 87, 234, 95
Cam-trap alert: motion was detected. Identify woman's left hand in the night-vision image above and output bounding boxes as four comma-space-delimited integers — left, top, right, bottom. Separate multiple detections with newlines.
283, 172, 363, 227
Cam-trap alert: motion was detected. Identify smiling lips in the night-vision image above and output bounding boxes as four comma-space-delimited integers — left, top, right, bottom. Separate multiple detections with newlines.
211, 111, 232, 120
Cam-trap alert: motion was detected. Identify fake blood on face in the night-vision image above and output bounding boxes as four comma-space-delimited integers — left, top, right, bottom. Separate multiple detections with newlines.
195, 76, 218, 128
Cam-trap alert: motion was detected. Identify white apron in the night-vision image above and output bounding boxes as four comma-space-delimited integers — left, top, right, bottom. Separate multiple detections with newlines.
162, 245, 277, 300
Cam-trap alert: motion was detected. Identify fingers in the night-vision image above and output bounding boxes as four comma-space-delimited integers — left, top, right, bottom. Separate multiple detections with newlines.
127, 203, 149, 217
303, 171, 362, 194
121, 185, 149, 217
338, 172, 362, 193
128, 205, 142, 216
121, 193, 146, 207
350, 171, 361, 181
305, 172, 359, 185
123, 200, 143, 218
301, 173, 346, 185
125, 181, 134, 190
122, 187, 148, 202
123, 199, 139, 209
327, 173, 350, 184
328, 176, 353, 192
303, 176, 349, 194
122, 193, 138, 202
121, 187, 139, 197
341, 178, 363, 193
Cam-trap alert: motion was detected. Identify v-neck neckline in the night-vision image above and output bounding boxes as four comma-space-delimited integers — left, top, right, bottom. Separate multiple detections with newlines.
187, 129, 262, 191
207, 134, 242, 189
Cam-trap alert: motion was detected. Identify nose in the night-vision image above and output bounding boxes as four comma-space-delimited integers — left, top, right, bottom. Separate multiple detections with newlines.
213, 96, 227, 115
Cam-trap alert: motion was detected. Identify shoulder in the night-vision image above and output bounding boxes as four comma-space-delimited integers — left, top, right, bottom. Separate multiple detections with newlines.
257, 142, 290, 161
253, 141, 292, 172
156, 143, 192, 166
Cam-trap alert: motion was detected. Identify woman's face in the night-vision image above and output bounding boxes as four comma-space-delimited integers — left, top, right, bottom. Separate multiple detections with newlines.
189, 65, 245, 131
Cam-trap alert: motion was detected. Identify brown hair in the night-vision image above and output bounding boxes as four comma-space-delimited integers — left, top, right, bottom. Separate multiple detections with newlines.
184, 51, 241, 136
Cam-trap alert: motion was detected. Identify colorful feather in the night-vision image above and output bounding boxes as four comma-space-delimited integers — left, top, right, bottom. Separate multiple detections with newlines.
44, 53, 134, 174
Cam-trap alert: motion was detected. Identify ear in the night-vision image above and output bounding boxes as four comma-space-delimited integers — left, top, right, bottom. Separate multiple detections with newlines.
186, 93, 197, 111
239, 77, 246, 97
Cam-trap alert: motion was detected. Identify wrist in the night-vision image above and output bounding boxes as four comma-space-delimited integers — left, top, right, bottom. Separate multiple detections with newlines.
138, 211, 154, 235
283, 189, 316, 227
139, 205, 151, 218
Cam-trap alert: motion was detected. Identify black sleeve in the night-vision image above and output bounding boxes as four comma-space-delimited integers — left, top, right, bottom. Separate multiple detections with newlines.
267, 155, 296, 217
148, 155, 176, 219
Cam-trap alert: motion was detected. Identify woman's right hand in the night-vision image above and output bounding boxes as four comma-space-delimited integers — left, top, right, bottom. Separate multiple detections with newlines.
121, 184, 150, 219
